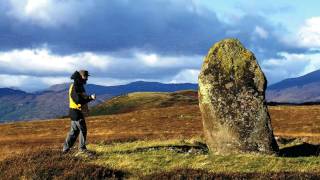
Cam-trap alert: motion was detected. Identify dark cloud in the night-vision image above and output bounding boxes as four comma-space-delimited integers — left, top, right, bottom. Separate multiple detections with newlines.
0, 0, 307, 59
0, 0, 222, 55
227, 15, 306, 60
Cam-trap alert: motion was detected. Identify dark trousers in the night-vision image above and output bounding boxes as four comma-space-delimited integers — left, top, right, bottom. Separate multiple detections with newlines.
63, 119, 87, 151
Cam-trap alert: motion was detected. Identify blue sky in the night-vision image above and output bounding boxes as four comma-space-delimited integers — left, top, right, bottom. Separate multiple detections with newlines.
0, 0, 319, 91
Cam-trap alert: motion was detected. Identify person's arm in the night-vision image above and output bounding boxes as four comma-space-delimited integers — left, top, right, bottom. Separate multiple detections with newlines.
71, 84, 94, 105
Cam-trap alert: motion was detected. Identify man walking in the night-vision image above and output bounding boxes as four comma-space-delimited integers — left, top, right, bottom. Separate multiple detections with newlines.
63, 70, 96, 153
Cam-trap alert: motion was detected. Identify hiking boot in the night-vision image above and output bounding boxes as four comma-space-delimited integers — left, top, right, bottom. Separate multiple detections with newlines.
79, 149, 95, 156
62, 148, 70, 154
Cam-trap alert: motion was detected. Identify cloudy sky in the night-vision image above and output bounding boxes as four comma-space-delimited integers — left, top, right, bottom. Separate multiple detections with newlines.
0, 0, 319, 91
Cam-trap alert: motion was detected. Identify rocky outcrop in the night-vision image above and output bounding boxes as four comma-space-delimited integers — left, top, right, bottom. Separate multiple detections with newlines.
198, 38, 278, 155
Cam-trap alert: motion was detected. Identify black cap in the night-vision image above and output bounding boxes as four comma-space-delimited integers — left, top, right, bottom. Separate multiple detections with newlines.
79, 70, 90, 77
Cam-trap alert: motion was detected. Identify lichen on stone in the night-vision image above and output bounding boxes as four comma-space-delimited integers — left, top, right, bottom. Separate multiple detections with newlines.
198, 38, 279, 155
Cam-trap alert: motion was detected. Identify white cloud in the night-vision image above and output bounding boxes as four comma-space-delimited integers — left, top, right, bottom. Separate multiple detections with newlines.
137, 53, 159, 66
261, 52, 320, 85
299, 54, 320, 75
0, 74, 68, 92
0, 48, 110, 76
88, 77, 132, 87
264, 16, 320, 85
3, 45, 320, 90
170, 69, 200, 83
7, 0, 94, 27
254, 26, 268, 39
0, 74, 134, 92
0, 47, 203, 90
136, 52, 202, 68
298, 17, 320, 48
0, 74, 28, 88
0, 47, 202, 77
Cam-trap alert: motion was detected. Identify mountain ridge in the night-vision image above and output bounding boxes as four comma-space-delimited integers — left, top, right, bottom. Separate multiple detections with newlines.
266, 70, 320, 103
0, 81, 198, 122
0, 88, 28, 96
268, 70, 320, 91
3, 67, 320, 122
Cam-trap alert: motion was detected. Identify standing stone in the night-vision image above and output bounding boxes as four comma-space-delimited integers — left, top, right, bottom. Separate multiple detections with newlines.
198, 38, 278, 155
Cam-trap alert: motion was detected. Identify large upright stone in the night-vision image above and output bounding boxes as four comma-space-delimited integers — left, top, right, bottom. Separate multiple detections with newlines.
198, 38, 278, 155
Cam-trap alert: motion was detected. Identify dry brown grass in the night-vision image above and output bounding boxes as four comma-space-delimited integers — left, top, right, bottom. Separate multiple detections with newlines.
0, 105, 202, 161
0, 149, 126, 179
1, 104, 320, 161
142, 169, 320, 180
269, 105, 320, 143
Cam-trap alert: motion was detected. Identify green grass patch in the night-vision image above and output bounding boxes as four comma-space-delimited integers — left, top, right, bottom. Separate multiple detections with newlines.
89, 91, 198, 116
86, 138, 320, 178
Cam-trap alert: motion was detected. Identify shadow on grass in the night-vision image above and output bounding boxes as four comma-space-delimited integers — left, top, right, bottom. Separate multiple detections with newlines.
0, 149, 127, 180
108, 144, 209, 155
142, 169, 320, 180
279, 142, 320, 157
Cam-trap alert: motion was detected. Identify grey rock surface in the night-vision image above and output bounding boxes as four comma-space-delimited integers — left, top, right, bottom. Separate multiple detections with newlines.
198, 38, 279, 155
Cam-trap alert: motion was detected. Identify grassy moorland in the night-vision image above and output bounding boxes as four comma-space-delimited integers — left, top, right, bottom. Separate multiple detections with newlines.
1, 91, 320, 179
89, 90, 199, 116
87, 139, 320, 176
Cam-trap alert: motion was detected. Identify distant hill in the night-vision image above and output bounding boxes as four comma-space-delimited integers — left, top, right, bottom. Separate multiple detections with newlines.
266, 70, 320, 103
3, 68, 320, 122
0, 81, 198, 122
90, 90, 198, 116
0, 88, 27, 96
46, 83, 70, 92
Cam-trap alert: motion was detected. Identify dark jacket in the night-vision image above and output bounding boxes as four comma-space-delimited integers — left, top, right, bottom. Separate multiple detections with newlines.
69, 71, 93, 121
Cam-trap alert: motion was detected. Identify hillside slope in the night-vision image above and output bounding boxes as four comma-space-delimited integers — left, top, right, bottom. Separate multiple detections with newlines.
267, 70, 320, 103
0, 81, 198, 122
90, 90, 198, 116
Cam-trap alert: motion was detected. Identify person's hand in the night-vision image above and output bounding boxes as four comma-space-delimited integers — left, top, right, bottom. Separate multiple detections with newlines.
90, 94, 96, 100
